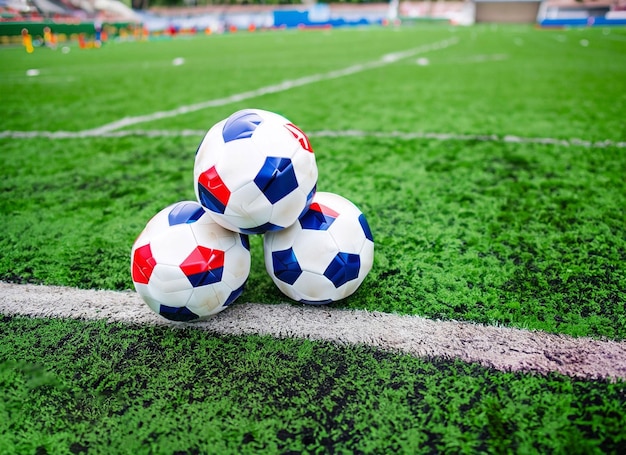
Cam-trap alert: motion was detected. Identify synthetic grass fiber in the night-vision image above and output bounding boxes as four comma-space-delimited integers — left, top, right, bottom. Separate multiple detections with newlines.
1, 23, 626, 453
1, 315, 625, 454
1, 133, 624, 338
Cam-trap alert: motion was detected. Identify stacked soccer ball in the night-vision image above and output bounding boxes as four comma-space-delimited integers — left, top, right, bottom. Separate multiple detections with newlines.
131, 109, 374, 322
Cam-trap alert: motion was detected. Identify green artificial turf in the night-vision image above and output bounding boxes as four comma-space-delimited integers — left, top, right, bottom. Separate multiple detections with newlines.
1, 315, 625, 455
1, 25, 626, 338
3, 23, 626, 455
1, 131, 624, 338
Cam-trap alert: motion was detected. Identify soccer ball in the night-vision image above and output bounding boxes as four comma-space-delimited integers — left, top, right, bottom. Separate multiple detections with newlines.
131, 201, 251, 321
194, 108, 318, 234
264, 192, 374, 304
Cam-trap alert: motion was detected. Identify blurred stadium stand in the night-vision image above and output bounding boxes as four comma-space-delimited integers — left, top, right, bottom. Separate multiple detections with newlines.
474, 0, 540, 23
0, 0, 139, 20
1, 0, 625, 41
537, 0, 626, 26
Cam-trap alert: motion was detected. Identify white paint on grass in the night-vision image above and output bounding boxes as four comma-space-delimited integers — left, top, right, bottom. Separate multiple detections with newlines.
2, 36, 622, 150
1, 128, 624, 149
1, 282, 625, 381
311, 130, 626, 149
434, 54, 509, 65
74, 37, 458, 136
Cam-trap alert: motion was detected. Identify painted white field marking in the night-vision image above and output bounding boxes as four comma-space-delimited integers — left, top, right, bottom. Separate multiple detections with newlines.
462, 53, 509, 62
2, 128, 624, 149
1, 282, 625, 381
422, 53, 509, 65
311, 130, 626, 148
74, 37, 458, 136
1, 37, 457, 139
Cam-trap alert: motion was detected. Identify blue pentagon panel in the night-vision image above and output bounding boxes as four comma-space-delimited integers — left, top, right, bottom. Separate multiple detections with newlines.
358, 213, 374, 241
254, 157, 298, 204
300, 298, 334, 305
159, 305, 199, 322
186, 267, 224, 288
239, 234, 251, 251
272, 248, 302, 285
324, 252, 361, 288
222, 110, 263, 143
299, 205, 337, 231
224, 283, 245, 307
168, 202, 205, 226
240, 221, 283, 235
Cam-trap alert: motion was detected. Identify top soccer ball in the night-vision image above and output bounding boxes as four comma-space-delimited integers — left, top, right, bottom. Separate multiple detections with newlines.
194, 109, 318, 234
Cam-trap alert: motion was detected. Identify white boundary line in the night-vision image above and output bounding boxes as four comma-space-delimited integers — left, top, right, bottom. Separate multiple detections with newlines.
313, 130, 626, 148
78, 37, 459, 136
1, 128, 624, 149
1, 282, 625, 381
0, 37, 458, 140
2, 35, 623, 149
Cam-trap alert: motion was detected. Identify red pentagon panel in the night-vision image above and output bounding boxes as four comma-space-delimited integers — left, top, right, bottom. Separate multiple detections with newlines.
198, 166, 231, 207
132, 244, 157, 284
309, 203, 340, 218
284, 123, 314, 153
180, 246, 225, 276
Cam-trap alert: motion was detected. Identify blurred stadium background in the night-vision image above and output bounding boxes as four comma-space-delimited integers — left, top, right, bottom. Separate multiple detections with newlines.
2, 0, 626, 46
